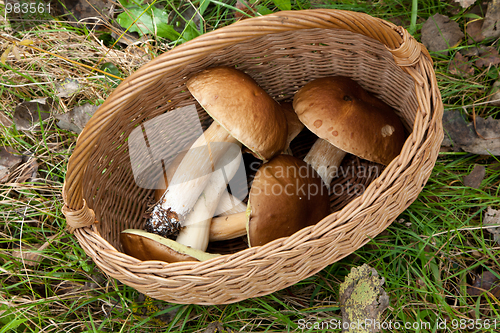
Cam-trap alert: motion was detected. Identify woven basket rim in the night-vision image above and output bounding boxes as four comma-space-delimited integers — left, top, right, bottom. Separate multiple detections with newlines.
62, 9, 444, 305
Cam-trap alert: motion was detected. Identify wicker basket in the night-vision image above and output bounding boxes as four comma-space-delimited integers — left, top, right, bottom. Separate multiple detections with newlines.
62, 9, 443, 305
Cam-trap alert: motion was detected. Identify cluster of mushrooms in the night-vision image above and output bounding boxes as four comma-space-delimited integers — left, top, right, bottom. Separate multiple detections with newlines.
120, 67, 406, 263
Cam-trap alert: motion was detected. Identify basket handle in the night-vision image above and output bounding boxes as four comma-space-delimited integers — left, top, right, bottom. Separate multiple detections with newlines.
62, 9, 431, 229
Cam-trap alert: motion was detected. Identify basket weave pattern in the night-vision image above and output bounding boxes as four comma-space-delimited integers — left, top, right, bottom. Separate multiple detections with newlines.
62, 10, 443, 305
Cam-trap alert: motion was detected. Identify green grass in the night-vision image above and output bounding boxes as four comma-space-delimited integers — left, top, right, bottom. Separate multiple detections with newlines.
1, 0, 500, 332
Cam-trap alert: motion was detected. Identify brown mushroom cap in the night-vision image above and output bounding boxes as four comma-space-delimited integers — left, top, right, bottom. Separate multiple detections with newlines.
293, 76, 406, 165
247, 154, 331, 247
121, 229, 220, 263
187, 67, 287, 160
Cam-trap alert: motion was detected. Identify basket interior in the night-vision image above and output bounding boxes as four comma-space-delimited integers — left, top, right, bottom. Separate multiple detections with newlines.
81, 28, 418, 251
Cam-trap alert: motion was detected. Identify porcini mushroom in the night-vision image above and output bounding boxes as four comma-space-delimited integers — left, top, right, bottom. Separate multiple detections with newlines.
122, 145, 243, 261
121, 229, 220, 263
146, 66, 287, 237
207, 154, 331, 246
150, 101, 301, 247
293, 76, 406, 187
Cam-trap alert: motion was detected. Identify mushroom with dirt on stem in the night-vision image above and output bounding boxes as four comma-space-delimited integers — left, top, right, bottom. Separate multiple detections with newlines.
293, 76, 406, 188
154, 100, 301, 213
145, 66, 287, 237
121, 144, 243, 261
152, 100, 303, 238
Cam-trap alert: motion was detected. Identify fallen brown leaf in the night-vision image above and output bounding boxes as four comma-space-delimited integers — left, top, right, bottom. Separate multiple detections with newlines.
421, 14, 464, 55
13, 98, 52, 131
463, 164, 486, 188
468, 271, 500, 298
55, 103, 99, 134
463, 3, 488, 43
0, 147, 23, 183
12, 234, 58, 267
442, 110, 500, 155
484, 207, 500, 245
449, 52, 474, 77
466, 19, 485, 43
476, 46, 500, 68
482, 0, 500, 39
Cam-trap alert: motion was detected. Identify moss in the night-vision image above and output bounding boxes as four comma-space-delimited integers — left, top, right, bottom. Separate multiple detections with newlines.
339, 264, 389, 333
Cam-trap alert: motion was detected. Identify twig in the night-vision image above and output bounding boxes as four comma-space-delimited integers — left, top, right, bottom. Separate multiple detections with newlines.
423, 225, 500, 238
0, 81, 53, 87
447, 98, 500, 110
0, 75, 107, 87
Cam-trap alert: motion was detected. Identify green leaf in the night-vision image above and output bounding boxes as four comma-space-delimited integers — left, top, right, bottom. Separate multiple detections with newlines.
100, 62, 122, 87
198, 0, 211, 17
0, 315, 29, 333
256, 5, 273, 16
271, 0, 291, 11
116, 6, 180, 40
152, 9, 181, 40
462, 13, 483, 20
180, 21, 201, 43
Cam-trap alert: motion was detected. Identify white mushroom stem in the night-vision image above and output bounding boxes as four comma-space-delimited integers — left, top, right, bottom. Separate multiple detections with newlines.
214, 191, 246, 216
303, 138, 347, 189
209, 211, 247, 242
147, 122, 238, 236
153, 142, 246, 217
175, 143, 242, 251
